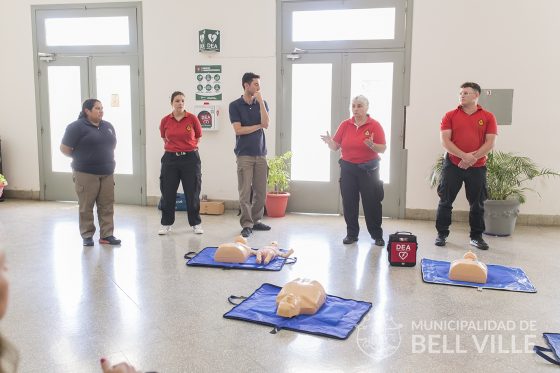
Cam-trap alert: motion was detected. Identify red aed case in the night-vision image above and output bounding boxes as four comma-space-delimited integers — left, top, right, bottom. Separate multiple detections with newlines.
387, 231, 417, 267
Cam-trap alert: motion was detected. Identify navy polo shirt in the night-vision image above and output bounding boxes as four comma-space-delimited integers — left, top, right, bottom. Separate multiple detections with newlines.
61, 117, 117, 175
229, 96, 269, 156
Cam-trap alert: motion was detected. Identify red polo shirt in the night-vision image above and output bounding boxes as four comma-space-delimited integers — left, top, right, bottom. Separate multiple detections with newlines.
441, 105, 498, 167
160, 111, 202, 152
332, 116, 386, 163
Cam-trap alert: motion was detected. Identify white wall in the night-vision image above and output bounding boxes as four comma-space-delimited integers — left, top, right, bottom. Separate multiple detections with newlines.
406, 0, 560, 215
0, 0, 558, 215
141, 0, 276, 200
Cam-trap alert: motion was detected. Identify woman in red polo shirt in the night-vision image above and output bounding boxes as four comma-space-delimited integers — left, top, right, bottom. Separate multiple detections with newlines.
321, 95, 387, 246
158, 91, 203, 235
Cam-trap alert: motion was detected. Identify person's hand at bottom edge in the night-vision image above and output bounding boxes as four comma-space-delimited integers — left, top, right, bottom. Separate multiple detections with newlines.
100, 357, 139, 373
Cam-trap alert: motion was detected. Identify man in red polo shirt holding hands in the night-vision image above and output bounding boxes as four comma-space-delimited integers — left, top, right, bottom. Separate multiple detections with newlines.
435, 82, 498, 250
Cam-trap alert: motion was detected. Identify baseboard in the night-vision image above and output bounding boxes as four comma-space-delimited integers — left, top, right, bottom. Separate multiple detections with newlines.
405, 208, 560, 226
2, 189, 41, 200
3, 191, 557, 226
147, 196, 239, 210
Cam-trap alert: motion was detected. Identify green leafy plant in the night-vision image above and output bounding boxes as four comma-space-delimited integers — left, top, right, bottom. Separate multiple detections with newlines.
267, 151, 292, 193
430, 151, 560, 203
0, 174, 7, 186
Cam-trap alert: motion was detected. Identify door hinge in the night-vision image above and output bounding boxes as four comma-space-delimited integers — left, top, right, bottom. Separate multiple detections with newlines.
286, 47, 306, 61
38, 52, 56, 62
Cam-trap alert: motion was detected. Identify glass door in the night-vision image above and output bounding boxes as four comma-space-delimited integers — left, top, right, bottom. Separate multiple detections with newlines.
39, 56, 88, 202
91, 56, 143, 205
281, 52, 405, 216
345, 52, 405, 218
280, 0, 408, 217
38, 56, 143, 204
283, 53, 344, 213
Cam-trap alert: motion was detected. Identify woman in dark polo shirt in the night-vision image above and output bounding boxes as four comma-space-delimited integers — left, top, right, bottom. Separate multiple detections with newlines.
321, 95, 387, 246
60, 99, 121, 246
158, 91, 203, 235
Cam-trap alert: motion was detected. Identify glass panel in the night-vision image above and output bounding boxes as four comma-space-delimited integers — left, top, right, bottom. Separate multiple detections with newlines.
350, 62, 393, 182
293, 8, 395, 42
291, 64, 332, 182
45, 17, 129, 46
48, 66, 82, 173
96, 65, 133, 174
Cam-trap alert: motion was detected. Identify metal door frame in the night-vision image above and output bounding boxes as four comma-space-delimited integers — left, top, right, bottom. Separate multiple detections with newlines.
32, 2, 146, 205
277, 0, 411, 217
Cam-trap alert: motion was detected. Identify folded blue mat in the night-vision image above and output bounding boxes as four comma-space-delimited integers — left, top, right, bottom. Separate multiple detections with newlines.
421, 258, 536, 293
184, 247, 296, 271
223, 283, 372, 340
534, 333, 560, 366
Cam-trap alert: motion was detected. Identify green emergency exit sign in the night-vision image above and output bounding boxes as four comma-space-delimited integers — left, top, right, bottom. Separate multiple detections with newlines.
199, 29, 220, 52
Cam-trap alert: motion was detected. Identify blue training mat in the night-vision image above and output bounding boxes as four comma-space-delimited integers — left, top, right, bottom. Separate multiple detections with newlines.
421, 258, 536, 293
223, 283, 372, 340
185, 247, 296, 271
534, 333, 560, 366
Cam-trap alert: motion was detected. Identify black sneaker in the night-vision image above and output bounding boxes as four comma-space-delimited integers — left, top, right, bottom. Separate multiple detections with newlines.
252, 222, 271, 231
241, 227, 252, 237
470, 237, 489, 250
99, 236, 121, 245
83, 237, 94, 246
374, 237, 385, 247
435, 234, 447, 246
343, 236, 358, 244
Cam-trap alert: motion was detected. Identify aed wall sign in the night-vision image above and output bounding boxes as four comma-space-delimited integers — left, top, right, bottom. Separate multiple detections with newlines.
199, 29, 220, 52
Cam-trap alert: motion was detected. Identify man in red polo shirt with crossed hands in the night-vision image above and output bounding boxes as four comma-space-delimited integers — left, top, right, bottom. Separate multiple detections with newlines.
435, 82, 498, 250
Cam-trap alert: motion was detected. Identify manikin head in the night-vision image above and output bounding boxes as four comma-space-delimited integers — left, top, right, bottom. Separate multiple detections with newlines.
277, 293, 301, 318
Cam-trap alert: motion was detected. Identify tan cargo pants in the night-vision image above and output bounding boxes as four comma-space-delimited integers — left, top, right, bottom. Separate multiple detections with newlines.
73, 171, 115, 239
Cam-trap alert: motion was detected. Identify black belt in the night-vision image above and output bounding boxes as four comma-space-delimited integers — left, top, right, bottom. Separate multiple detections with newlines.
166, 151, 196, 156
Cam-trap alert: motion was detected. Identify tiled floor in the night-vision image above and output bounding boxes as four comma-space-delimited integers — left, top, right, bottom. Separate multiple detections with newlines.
0, 200, 559, 372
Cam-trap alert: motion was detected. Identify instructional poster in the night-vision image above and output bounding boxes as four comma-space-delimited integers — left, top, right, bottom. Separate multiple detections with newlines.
195, 65, 222, 101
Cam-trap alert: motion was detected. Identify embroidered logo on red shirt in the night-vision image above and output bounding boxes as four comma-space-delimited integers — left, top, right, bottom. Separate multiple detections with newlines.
364, 130, 370, 137
186, 125, 192, 131
478, 119, 484, 126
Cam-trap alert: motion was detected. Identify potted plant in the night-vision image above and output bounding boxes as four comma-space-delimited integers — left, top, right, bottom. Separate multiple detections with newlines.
430, 151, 560, 236
265, 151, 292, 217
0, 174, 7, 199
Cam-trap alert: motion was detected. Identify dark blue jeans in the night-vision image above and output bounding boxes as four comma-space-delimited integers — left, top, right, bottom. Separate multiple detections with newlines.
435, 155, 487, 238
